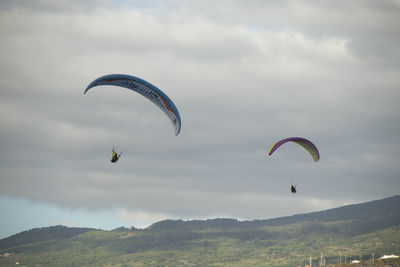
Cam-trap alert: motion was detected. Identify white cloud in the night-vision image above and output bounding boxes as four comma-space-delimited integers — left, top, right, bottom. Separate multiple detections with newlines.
118, 209, 170, 228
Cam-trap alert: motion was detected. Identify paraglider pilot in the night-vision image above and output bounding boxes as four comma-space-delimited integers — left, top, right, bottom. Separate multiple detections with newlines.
291, 185, 297, 194
111, 147, 122, 163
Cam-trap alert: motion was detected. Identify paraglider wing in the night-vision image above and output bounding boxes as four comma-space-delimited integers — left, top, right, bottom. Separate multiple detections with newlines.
268, 137, 320, 162
84, 74, 181, 136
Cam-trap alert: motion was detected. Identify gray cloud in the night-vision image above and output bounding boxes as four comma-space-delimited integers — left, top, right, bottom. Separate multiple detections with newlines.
0, 0, 399, 223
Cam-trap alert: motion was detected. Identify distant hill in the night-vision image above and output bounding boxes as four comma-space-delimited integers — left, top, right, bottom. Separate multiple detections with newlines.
266, 194, 400, 225
0, 225, 94, 253
149, 195, 400, 234
0, 195, 399, 267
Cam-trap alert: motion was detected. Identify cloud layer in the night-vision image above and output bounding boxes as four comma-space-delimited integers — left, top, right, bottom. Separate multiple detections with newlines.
1, 0, 399, 225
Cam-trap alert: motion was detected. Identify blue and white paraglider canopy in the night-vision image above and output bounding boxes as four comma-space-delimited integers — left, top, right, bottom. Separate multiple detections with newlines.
84, 74, 181, 136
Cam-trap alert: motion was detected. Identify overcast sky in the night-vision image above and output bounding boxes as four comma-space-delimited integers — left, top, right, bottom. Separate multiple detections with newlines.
1, 0, 399, 239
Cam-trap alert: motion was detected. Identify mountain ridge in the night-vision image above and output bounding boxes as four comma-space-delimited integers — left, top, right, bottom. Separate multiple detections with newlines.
1, 195, 399, 241
147, 194, 400, 231
0, 195, 399, 266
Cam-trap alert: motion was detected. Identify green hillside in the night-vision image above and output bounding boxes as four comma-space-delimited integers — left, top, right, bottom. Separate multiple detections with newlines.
1, 195, 399, 267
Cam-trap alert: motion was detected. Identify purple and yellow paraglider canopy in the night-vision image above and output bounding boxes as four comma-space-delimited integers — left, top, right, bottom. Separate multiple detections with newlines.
268, 137, 320, 162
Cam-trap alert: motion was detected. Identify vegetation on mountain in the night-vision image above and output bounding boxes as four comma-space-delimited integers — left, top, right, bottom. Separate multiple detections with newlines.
1, 195, 399, 266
